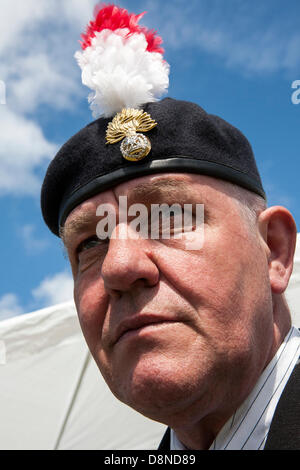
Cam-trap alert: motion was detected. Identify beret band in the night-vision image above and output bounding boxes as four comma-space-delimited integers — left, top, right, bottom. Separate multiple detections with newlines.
59, 156, 266, 230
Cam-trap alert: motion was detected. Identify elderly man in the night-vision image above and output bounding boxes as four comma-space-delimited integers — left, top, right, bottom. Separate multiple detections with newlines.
41, 5, 299, 450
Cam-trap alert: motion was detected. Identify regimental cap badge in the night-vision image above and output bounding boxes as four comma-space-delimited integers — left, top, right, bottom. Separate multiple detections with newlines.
106, 108, 157, 161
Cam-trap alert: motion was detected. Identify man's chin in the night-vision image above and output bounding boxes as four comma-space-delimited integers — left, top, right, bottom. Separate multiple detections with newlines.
106, 354, 204, 422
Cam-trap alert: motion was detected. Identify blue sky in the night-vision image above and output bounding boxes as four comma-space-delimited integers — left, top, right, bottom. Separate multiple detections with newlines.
0, 0, 299, 320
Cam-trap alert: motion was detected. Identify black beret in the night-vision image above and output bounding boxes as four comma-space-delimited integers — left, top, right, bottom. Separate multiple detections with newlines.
41, 97, 265, 236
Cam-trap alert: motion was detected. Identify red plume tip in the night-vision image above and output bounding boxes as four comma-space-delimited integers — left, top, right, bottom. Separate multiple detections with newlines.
80, 3, 164, 54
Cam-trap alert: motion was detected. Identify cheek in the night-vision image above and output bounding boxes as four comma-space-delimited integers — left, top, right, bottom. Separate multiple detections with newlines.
74, 273, 108, 353
157, 227, 270, 329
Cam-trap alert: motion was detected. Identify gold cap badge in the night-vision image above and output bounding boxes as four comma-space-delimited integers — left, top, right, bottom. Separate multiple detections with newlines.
106, 108, 157, 162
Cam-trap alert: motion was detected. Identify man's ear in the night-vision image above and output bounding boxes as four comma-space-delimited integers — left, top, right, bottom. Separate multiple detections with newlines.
258, 206, 297, 294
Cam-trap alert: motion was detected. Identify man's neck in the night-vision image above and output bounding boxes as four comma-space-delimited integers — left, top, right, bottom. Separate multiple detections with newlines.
172, 299, 292, 450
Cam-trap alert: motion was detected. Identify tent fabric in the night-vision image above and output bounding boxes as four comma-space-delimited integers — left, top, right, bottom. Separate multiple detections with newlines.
0, 302, 164, 450
0, 236, 300, 450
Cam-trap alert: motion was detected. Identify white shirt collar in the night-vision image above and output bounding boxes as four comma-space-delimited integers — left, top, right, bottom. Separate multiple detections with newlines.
171, 326, 300, 450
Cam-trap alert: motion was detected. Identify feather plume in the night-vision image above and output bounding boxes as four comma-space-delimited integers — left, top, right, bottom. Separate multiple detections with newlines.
75, 4, 170, 118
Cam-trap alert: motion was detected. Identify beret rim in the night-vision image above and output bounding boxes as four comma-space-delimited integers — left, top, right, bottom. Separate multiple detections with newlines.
57, 156, 266, 237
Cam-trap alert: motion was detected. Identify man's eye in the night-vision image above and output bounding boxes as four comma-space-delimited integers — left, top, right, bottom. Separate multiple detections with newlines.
159, 212, 197, 235
77, 235, 104, 254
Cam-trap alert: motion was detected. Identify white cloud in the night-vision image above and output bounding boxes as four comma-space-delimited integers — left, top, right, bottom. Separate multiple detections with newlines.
0, 0, 97, 196
7, 53, 78, 114
60, 0, 98, 26
0, 107, 57, 196
32, 271, 74, 308
0, 0, 97, 114
0, 0, 47, 52
145, 0, 300, 75
0, 271, 74, 322
0, 294, 24, 322
19, 224, 49, 254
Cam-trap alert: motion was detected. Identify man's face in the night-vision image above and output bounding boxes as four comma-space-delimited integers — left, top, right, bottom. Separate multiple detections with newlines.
63, 173, 274, 426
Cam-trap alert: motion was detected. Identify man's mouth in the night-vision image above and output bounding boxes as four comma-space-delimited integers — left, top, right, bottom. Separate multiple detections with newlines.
114, 314, 179, 345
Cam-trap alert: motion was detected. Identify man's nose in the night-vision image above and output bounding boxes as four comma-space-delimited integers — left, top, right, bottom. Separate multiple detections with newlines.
100, 224, 160, 295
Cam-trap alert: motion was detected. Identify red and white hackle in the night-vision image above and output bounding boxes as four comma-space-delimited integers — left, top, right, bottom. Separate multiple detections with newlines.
75, 4, 170, 118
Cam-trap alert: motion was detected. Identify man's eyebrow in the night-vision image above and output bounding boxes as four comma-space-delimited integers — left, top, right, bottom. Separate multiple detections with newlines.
126, 179, 197, 205
61, 211, 96, 247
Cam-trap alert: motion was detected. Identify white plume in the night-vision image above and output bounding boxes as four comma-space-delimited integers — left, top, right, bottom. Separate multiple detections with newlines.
75, 29, 170, 118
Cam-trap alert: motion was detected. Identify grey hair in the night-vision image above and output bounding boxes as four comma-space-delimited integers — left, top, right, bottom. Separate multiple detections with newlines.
229, 184, 267, 227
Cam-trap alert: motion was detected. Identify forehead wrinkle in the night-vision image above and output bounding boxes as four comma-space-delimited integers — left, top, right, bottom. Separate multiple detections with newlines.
126, 179, 196, 205
62, 209, 97, 246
